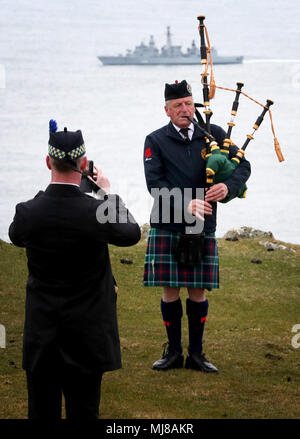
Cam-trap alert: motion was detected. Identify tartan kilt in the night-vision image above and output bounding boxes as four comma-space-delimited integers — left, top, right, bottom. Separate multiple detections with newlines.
143, 228, 219, 290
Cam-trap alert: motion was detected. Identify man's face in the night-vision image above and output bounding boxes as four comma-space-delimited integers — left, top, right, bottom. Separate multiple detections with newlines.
164, 96, 195, 128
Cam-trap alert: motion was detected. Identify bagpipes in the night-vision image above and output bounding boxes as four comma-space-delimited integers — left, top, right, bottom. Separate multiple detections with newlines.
187, 15, 285, 203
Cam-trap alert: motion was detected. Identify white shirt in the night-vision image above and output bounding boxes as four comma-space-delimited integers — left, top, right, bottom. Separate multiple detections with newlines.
172, 122, 194, 141
50, 182, 79, 187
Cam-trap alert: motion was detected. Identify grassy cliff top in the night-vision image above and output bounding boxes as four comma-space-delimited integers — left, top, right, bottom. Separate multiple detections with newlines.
0, 236, 300, 419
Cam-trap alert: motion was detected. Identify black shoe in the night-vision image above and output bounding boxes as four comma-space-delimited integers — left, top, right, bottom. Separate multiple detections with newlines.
152, 343, 184, 371
185, 352, 218, 373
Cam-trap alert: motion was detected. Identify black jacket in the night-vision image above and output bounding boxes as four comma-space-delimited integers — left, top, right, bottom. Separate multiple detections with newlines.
8, 184, 141, 373
144, 122, 251, 233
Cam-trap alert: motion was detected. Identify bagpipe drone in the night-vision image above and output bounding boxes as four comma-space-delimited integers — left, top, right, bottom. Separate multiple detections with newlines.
187, 15, 285, 203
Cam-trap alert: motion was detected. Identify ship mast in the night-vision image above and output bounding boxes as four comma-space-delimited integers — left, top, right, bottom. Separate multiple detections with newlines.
166, 26, 172, 48
149, 35, 155, 47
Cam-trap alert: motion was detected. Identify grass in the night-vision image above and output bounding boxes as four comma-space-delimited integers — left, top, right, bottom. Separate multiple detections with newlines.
0, 235, 300, 419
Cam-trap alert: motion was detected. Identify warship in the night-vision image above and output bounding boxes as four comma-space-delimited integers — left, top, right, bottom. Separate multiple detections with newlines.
98, 27, 243, 66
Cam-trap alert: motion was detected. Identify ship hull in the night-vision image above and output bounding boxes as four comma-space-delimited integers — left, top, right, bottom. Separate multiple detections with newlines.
98, 55, 243, 66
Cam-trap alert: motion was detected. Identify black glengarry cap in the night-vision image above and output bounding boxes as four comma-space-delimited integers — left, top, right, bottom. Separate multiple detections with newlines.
48, 120, 86, 160
164, 80, 192, 101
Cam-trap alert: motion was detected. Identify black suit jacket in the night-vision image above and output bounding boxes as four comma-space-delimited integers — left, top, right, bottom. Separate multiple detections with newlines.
9, 184, 141, 373
144, 122, 251, 233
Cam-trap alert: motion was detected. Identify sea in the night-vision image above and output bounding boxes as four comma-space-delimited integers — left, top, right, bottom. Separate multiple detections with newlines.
0, 0, 300, 244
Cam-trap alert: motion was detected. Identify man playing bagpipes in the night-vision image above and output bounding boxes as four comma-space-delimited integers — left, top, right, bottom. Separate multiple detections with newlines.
142, 12, 284, 374
142, 79, 251, 373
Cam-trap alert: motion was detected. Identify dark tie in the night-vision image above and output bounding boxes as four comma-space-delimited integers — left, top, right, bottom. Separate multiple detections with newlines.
180, 128, 190, 142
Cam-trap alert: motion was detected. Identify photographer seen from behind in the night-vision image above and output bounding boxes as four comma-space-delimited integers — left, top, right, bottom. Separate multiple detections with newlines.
8, 120, 141, 420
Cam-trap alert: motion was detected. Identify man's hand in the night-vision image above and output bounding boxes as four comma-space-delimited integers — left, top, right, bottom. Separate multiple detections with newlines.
89, 166, 111, 194
205, 183, 228, 202
187, 199, 213, 221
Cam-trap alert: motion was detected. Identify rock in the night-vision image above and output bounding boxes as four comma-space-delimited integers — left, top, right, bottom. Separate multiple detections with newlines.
223, 227, 274, 240
251, 258, 262, 264
258, 241, 296, 252
120, 258, 133, 265
225, 236, 239, 241
265, 353, 282, 360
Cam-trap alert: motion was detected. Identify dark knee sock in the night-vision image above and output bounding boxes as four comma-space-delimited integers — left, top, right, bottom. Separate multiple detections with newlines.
160, 298, 183, 354
186, 298, 209, 355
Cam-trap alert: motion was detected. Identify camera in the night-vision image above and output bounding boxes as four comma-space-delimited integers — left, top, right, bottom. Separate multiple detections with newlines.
80, 160, 97, 193
82, 160, 94, 178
